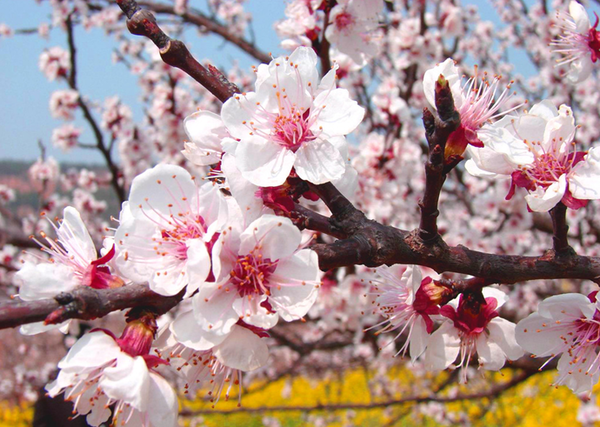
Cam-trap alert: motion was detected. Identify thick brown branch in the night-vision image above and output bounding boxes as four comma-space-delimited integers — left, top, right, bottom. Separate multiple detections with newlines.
0, 283, 182, 330
290, 203, 348, 239
117, 0, 240, 103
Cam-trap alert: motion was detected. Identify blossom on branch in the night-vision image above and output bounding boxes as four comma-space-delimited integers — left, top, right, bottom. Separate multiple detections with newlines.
516, 293, 600, 394
47, 327, 177, 427
423, 58, 521, 158
552, 1, 600, 83
115, 164, 228, 297
369, 265, 444, 362
424, 288, 523, 382
466, 100, 600, 212
16, 206, 123, 335
190, 214, 320, 335
220, 46, 364, 187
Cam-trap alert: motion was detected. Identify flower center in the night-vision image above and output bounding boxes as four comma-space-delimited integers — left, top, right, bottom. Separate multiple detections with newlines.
230, 248, 277, 297
271, 106, 316, 152
157, 214, 207, 260
334, 11, 355, 32
522, 152, 568, 187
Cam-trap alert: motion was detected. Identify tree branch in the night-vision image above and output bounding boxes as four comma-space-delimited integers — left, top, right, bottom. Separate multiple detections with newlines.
116, 0, 240, 103
0, 283, 182, 330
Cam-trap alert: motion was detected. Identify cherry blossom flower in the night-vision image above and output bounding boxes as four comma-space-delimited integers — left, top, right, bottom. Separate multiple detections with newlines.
466, 100, 600, 212
39, 46, 70, 81
164, 311, 269, 405
16, 207, 122, 335
115, 164, 228, 297
368, 265, 443, 362
49, 89, 79, 120
516, 293, 600, 394
51, 123, 82, 151
47, 329, 177, 427
190, 214, 320, 336
28, 156, 60, 199
324, 0, 384, 66
424, 288, 523, 382
423, 58, 521, 158
101, 96, 132, 138
551, 1, 600, 83
220, 46, 364, 187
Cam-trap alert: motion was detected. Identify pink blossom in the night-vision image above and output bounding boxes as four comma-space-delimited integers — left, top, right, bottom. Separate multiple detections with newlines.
423, 58, 521, 158
47, 330, 177, 427
424, 288, 523, 382
220, 47, 364, 187
516, 293, 600, 394
49, 89, 79, 120
368, 265, 441, 362
551, 1, 600, 83
28, 157, 60, 199
39, 46, 70, 81
466, 101, 600, 212
115, 164, 228, 297
190, 214, 320, 336
16, 207, 122, 335
51, 123, 82, 151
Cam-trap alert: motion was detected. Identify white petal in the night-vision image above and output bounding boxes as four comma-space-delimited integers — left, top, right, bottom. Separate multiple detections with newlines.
538, 293, 596, 320
525, 175, 567, 212
171, 310, 228, 350
239, 215, 301, 260
476, 334, 506, 371
423, 58, 461, 110
16, 262, 78, 301
182, 238, 211, 297
100, 354, 150, 412
232, 296, 279, 329
269, 249, 320, 321
482, 287, 508, 308
409, 316, 429, 363
424, 322, 461, 371
20, 320, 70, 336
147, 372, 178, 427
235, 136, 296, 187
488, 318, 524, 361
515, 312, 568, 357
128, 164, 196, 218
294, 139, 346, 184
570, 0, 591, 34
221, 92, 260, 139
58, 331, 121, 370
570, 147, 600, 199
214, 325, 269, 371
191, 284, 239, 336
61, 206, 96, 261
312, 88, 364, 136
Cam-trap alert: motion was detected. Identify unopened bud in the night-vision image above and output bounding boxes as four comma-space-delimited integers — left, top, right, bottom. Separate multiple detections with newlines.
413, 277, 453, 312
117, 312, 158, 357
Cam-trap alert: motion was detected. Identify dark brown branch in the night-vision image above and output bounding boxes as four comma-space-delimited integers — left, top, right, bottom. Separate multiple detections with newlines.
0, 283, 182, 330
418, 77, 460, 242
179, 369, 535, 415
117, 0, 240, 103
290, 203, 348, 239
549, 202, 572, 254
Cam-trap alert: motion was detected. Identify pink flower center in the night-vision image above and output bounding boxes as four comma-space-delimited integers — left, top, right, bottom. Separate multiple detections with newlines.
334, 11, 355, 32
154, 214, 207, 260
272, 107, 316, 152
230, 248, 277, 296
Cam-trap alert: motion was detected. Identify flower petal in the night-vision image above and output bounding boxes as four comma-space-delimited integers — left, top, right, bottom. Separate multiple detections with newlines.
214, 325, 269, 371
